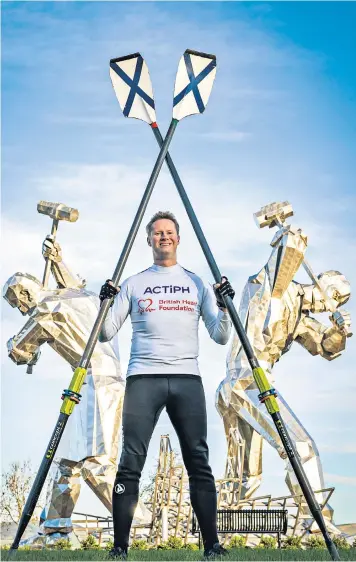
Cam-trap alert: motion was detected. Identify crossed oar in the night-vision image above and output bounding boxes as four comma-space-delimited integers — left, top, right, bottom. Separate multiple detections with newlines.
11, 49, 339, 561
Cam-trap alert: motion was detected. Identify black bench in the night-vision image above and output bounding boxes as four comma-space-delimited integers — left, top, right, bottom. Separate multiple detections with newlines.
192, 509, 288, 548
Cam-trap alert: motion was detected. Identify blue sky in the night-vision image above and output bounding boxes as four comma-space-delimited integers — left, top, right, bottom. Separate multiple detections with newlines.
2, 2, 356, 525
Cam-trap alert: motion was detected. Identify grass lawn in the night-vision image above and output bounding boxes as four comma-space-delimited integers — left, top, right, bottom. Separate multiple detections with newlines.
1, 549, 356, 561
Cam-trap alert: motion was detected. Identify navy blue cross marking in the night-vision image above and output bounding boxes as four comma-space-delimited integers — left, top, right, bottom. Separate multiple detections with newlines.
173, 53, 216, 113
110, 56, 155, 117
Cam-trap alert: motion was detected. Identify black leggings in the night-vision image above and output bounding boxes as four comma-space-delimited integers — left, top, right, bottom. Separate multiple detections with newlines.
113, 374, 218, 550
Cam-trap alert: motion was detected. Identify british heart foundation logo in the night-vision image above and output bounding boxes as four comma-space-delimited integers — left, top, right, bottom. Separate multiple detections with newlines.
138, 298, 155, 313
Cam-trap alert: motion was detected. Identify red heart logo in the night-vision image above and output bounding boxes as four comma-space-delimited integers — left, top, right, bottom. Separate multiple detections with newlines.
138, 298, 153, 311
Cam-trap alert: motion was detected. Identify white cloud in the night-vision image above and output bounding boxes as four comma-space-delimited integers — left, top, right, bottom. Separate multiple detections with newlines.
325, 474, 356, 487
1, 162, 269, 291
319, 444, 356, 454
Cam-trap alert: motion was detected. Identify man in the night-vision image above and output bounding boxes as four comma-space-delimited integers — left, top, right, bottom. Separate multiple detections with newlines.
216, 216, 351, 528
3, 235, 128, 545
99, 211, 235, 559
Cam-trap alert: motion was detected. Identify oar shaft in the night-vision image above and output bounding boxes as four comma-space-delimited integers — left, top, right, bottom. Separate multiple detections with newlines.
10, 413, 69, 550
150, 123, 339, 562
272, 412, 339, 561
79, 118, 178, 369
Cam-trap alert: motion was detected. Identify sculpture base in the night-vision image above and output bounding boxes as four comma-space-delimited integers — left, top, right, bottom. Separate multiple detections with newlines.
19, 530, 81, 549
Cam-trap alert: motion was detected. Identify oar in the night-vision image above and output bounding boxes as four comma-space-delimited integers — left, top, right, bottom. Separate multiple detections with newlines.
9, 49, 217, 551
110, 53, 339, 562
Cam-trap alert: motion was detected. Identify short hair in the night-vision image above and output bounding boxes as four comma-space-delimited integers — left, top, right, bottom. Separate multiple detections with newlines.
146, 211, 180, 236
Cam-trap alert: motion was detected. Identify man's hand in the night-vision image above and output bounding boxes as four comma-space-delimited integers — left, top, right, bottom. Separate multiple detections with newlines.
99, 280, 120, 307
42, 235, 62, 263
213, 277, 235, 309
330, 309, 352, 337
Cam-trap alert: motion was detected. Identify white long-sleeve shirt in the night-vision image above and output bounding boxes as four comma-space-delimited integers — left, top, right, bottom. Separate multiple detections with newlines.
100, 264, 231, 377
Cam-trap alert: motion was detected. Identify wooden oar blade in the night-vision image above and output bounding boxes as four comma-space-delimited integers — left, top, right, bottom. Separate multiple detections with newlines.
110, 53, 156, 124
172, 49, 217, 121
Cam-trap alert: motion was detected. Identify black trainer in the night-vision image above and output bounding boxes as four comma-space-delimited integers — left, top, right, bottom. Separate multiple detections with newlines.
108, 546, 128, 560
203, 542, 228, 559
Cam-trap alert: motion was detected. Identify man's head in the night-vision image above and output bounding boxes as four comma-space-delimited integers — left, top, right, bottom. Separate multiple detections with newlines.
146, 211, 180, 264
3, 272, 43, 315
318, 270, 351, 309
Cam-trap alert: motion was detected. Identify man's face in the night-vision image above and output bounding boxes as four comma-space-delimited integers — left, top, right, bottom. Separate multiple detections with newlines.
148, 219, 180, 260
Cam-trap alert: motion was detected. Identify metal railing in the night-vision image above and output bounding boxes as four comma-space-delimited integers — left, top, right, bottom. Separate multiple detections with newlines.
192, 509, 288, 548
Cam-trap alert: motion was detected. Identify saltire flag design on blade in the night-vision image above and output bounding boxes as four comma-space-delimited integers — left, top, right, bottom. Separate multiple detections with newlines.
173, 49, 217, 121
109, 54, 156, 124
